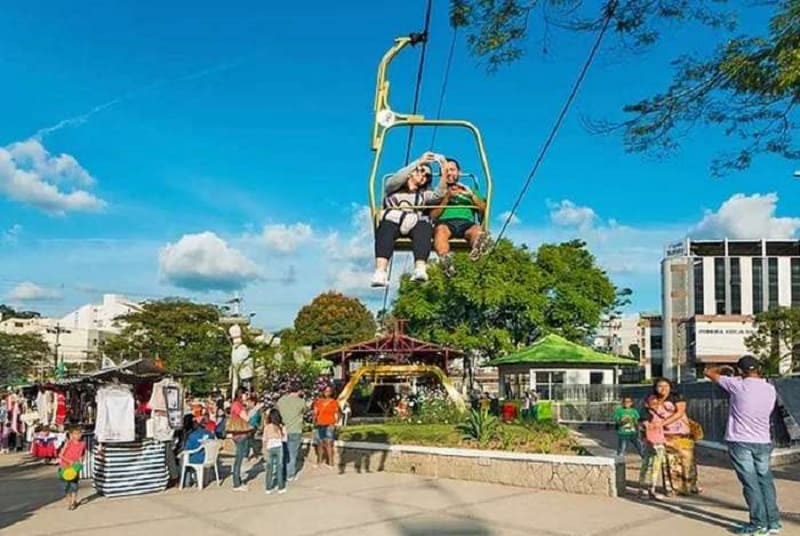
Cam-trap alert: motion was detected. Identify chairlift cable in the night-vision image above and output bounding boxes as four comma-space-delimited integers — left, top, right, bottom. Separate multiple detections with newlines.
430, 26, 459, 148
491, 0, 618, 248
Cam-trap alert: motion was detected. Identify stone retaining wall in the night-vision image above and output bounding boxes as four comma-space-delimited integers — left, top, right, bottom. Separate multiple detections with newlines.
332, 441, 623, 497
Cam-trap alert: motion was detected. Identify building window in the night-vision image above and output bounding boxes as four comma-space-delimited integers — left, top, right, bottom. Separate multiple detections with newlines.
715, 258, 726, 314
768, 258, 779, 310
651, 335, 663, 350
730, 258, 741, 315
533, 371, 565, 400
753, 258, 764, 314
589, 372, 604, 385
693, 260, 704, 315
792, 259, 800, 309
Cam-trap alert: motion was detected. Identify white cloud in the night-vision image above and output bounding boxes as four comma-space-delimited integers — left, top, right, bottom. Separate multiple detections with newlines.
1, 224, 22, 245
548, 199, 597, 229
260, 223, 314, 254
691, 193, 800, 239
497, 211, 521, 226
6, 282, 62, 302
0, 139, 106, 214
324, 204, 374, 264
159, 232, 261, 291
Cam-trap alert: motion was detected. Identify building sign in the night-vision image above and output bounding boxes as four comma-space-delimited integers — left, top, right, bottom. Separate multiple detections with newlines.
664, 241, 686, 258
693, 320, 755, 360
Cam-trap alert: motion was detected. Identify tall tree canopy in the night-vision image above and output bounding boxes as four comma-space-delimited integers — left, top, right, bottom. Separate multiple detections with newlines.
392, 239, 625, 356
745, 307, 800, 375
450, 0, 798, 174
293, 291, 377, 352
101, 299, 230, 391
0, 332, 51, 384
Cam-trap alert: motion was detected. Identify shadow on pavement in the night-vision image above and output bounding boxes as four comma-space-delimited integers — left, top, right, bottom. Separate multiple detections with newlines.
0, 457, 66, 531
337, 431, 389, 475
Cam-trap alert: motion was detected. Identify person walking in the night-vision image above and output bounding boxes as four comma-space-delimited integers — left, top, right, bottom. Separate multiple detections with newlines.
277, 383, 306, 481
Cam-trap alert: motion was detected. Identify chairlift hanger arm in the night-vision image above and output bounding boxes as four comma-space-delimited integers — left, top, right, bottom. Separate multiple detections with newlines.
372, 34, 428, 151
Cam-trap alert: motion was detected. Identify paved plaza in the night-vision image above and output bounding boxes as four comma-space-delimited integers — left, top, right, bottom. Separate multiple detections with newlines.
1, 451, 798, 536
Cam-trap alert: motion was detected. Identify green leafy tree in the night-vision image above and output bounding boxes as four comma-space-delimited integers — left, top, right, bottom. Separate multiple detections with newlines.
0, 332, 51, 384
392, 239, 623, 356
293, 291, 377, 353
536, 240, 621, 342
451, 0, 798, 173
393, 239, 546, 355
101, 299, 230, 392
745, 307, 800, 375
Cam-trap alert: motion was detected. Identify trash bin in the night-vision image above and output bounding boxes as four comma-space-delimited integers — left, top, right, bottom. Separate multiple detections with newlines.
501, 402, 517, 422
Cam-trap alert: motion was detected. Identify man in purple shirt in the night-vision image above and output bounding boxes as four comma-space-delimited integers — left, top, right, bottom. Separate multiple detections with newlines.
705, 355, 781, 536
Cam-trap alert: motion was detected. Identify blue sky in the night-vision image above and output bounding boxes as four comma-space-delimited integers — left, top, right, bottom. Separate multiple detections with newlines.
1, 1, 799, 331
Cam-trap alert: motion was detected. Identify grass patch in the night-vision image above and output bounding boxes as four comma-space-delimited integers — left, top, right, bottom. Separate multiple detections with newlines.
338, 421, 579, 455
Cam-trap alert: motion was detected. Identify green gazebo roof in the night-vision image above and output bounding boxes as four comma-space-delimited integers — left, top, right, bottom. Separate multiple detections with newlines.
487, 334, 637, 367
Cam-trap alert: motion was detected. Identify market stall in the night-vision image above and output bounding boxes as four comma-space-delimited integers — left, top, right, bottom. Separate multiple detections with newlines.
84, 359, 186, 497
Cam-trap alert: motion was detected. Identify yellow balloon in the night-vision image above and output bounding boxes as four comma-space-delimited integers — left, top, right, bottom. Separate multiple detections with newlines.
62, 467, 77, 481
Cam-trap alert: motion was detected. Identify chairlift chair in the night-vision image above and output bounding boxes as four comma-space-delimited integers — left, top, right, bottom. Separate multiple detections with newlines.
368, 35, 494, 252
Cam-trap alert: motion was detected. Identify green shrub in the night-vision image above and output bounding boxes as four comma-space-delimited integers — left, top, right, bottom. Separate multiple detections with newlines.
458, 409, 500, 448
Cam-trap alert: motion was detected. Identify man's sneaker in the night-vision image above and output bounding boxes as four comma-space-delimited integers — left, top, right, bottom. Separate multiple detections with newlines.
469, 232, 491, 261
734, 525, 769, 536
412, 265, 428, 282
233, 486, 248, 492
768, 524, 783, 535
440, 254, 456, 277
370, 269, 389, 288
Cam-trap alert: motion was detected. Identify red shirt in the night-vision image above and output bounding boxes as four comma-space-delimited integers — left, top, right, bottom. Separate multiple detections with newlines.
59, 440, 86, 468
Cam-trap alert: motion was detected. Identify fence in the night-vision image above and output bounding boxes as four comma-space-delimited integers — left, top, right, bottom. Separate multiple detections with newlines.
548, 378, 799, 448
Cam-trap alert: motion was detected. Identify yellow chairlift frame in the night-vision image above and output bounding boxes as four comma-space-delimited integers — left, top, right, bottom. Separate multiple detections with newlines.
368, 35, 494, 252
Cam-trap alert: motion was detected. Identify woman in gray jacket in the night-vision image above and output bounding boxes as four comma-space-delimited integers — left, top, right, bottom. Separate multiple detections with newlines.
371, 151, 447, 287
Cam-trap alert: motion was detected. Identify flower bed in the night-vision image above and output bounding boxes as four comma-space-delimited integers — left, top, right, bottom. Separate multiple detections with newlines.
338, 421, 580, 455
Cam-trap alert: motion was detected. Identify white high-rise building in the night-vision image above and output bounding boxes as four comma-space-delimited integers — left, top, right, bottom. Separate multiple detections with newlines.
661, 239, 800, 380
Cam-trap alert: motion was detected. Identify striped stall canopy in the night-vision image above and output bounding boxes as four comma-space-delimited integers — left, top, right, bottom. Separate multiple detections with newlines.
79, 433, 95, 479
93, 439, 169, 497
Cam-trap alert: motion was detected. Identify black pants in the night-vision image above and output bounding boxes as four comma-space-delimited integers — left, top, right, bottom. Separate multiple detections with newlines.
375, 220, 432, 262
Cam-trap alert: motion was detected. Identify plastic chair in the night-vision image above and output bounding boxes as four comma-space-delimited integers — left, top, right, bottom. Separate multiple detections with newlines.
179, 439, 222, 490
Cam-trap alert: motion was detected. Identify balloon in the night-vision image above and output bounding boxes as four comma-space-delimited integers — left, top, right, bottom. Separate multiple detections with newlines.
62, 467, 77, 481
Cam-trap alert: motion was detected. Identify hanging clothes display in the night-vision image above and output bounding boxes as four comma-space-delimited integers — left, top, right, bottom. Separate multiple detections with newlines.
54, 391, 67, 427
149, 378, 184, 430
94, 385, 135, 443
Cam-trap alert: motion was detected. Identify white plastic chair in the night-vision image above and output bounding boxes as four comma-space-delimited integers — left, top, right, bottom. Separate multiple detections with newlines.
179, 439, 222, 490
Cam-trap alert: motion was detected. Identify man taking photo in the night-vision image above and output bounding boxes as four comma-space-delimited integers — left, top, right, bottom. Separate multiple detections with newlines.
705, 355, 781, 535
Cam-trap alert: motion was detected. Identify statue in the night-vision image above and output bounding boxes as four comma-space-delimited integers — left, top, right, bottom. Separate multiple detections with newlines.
229, 324, 253, 394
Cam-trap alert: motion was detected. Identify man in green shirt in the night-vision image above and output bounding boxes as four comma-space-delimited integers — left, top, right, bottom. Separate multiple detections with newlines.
615, 395, 643, 457
431, 157, 490, 275
276, 383, 307, 481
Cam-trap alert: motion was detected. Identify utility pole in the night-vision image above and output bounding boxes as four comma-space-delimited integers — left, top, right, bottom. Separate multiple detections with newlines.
47, 323, 71, 372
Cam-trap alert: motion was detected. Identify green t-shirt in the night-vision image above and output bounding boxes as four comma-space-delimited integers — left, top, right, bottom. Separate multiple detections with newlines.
276, 394, 306, 435
614, 407, 640, 437
439, 188, 482, 222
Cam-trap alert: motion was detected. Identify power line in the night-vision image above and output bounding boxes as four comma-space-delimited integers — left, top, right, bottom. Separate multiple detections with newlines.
493, 0, 618, 246
382, 0, 435, 314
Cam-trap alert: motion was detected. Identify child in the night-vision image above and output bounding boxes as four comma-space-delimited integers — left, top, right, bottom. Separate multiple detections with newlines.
262, 408, 287, 495
58, 426, 86, 510
614, 396, 642, 457
638, 396, 667, 500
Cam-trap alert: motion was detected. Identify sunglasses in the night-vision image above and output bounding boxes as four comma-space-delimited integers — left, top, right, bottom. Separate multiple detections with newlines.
415, 167, 431, 177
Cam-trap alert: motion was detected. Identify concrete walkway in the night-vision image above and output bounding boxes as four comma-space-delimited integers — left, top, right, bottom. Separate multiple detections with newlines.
0, 452, 798, 536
